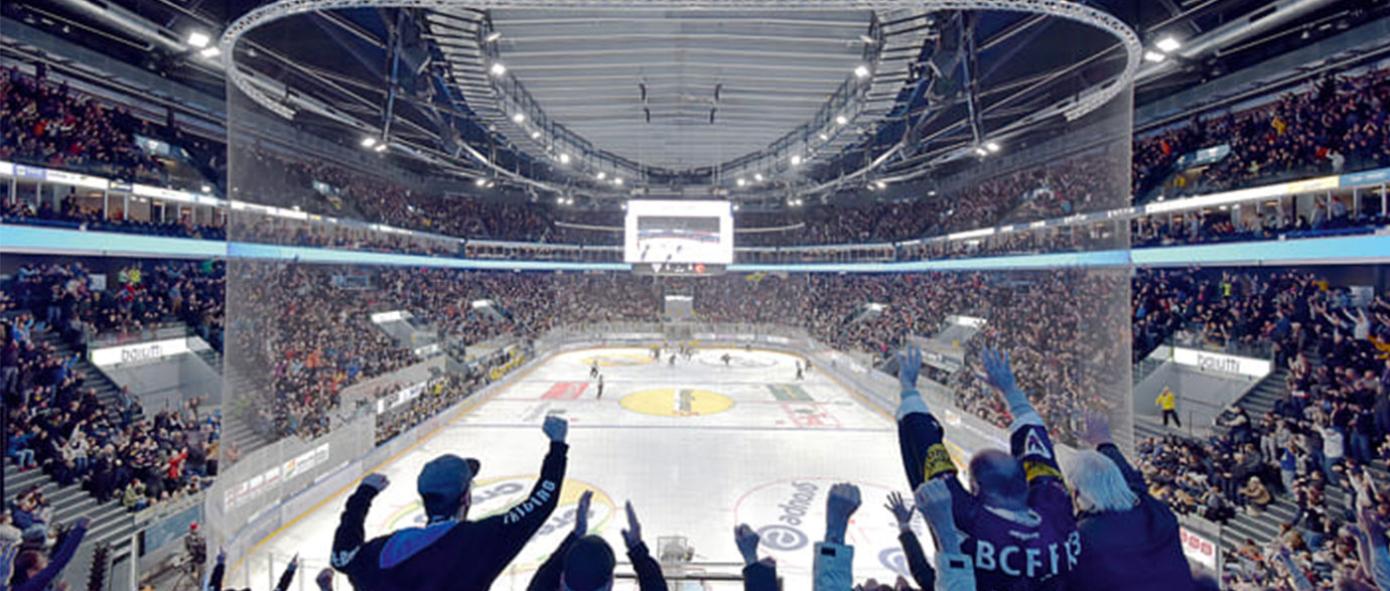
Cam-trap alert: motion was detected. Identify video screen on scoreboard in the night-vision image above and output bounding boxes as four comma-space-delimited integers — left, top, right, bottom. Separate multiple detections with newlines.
624, 200, 734, 265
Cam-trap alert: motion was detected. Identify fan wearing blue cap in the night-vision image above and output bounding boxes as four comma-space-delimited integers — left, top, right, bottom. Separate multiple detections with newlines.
527, 495, 667, 591
331, 415, 571, 590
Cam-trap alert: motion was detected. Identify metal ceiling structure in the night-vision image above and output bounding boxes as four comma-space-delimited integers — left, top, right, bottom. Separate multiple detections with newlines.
219, 0, 1141, 202
9, 0, 1382, 209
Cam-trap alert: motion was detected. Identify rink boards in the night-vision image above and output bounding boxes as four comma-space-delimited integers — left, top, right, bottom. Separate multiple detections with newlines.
240, 347, 936, 590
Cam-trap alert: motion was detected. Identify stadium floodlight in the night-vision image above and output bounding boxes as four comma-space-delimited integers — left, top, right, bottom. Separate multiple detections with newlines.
489, 62, 507, 76
187, 31, 212, 48
530, 131, 541, 139
484, 31, 503, 43
614, 177, 624, 186
374, 143, 387, 153
754, 173, 764, 182
819, 132, 830, 141
790, 155, 803, 166
1143, 50, 1166, 63
475, 178, 488, 187
559, 153, 571, 165
360, 137, 377, 148
1155, 36, 1181, 53
736, 178, 747, 187
985, 141, 1001, 153
596, 171, 607, 180
874, 180, 887, 190
974, 146, 989, 157
835, 115, 849, 126
853, 64, 871, 79
199, 47, 221, 59
512, 112, 526, 123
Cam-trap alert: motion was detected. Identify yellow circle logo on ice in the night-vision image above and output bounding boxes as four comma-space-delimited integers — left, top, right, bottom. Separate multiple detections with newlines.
620, 388, 734, 417
582, 353, 654, 367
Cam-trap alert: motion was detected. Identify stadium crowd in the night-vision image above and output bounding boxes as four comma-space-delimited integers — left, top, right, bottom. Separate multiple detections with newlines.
5, 63, 1389, 259
1132, 66, 1390, 200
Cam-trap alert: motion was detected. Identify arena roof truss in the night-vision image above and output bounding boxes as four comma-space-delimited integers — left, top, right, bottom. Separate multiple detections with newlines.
220, 0, 1141, 202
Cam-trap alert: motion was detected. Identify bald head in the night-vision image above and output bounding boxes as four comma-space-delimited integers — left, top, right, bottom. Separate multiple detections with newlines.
969, 449, 1028, 508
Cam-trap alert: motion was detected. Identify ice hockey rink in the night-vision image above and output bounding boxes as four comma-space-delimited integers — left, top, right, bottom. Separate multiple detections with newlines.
240, 347, 929, 590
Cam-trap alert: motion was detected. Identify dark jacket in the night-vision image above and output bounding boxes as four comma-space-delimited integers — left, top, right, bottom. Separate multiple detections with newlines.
331, 442, 568, 591
526, 532, 666, 591
742, 559, 778, 591
899, 529, 935, 591
1070, 444, 1197, 591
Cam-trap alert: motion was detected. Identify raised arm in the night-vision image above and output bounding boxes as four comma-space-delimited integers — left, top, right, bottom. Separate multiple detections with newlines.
525, 490, 590, 591
620, 501, 668, 591
813, 483, 859, 591
330, 473, 389, 575
15, 518, 88, 591
1082, 412, 1147, 495
895, 346, 957, 489
734, 524, 779, 591
478, 416, 570, 557
885, 491, 935, 591
915, 480, 975, 591
982, 346, 1065, 486
274, 555, 300, 591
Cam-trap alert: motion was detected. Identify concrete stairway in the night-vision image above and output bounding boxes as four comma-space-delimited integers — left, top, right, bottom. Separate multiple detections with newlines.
8, 330, 143, 590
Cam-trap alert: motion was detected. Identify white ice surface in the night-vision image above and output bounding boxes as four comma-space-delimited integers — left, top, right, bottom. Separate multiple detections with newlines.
239, 348, 929, 590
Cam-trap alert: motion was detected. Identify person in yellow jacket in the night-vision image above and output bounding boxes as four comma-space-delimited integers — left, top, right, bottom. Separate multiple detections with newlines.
1156, 386, 1180, 428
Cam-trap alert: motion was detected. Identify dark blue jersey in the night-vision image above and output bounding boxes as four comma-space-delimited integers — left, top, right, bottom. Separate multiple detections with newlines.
898, 410, 1080, 591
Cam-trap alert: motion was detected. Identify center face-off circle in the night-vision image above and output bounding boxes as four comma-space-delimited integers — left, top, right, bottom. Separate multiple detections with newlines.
619, 388, 734, 417
582, 353, 654, 367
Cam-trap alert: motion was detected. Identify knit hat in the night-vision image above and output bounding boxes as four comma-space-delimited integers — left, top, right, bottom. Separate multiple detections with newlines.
417, 454, 481, 518
561, 536, 616, 591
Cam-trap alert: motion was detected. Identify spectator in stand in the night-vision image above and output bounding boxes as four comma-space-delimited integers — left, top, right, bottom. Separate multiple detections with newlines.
1, 517, 88, 591
895, 345, 1080, 588
1067, 413, 1195, 590
331, 416, 570, 590
528, 497, 666, 591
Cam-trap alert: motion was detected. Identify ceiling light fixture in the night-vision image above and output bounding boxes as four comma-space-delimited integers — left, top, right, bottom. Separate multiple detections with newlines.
558, 153, 571, 165
489, 62, 507, 76
1143, 50, 1166, 63
199, 47, 221, 59
373, 143, 387, 153
511, 113, 526, 123
360, 137, 377, 148
819, 132, 830, 141
1155, 36, 1181, 53
530, 131, 541, 140
754, 173, 764, 182
874, 180, 887, 190
187, 31, 211, 49
835, 115, 849, 126
614, 177, 624, 186
790, 155, 803, 166
484, 31, 502, 43
974, 146, 989, 157
853, 64, 871, 79
736, 178, 747, 187
596, 171, 607, 180
985, 141, 1001, 153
